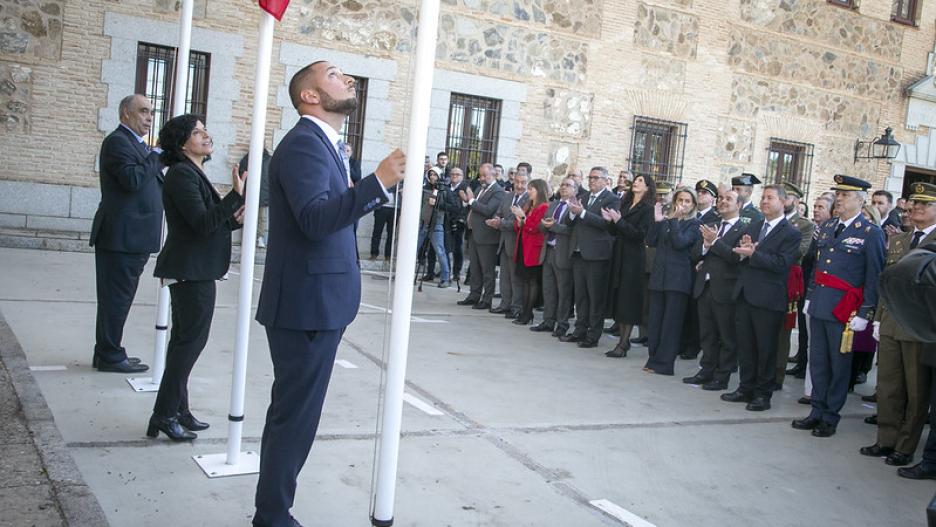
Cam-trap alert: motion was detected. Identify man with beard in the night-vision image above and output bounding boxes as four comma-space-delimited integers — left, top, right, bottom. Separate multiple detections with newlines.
253, 61, 406, 526
732, 173, 765, 223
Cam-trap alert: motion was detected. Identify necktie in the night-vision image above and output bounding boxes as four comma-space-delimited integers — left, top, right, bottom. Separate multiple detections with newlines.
547, 202, 566, 244
911, 230, 925, 249
587, 194, 597, 208
697, 211, 703, 220
716, 221, 729, 239
336, 140, 351, 184
512, 194, 520, 207
834, 222, 845, 238
757, 221, 770, 243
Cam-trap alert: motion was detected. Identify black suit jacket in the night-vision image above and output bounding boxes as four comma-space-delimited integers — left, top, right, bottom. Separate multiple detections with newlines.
698, 207, 720, 226
732, 218, 801, 312
153, 160, 244, 281
90, 126, 164, 253
569, 188, 621, 261
691, 218, 748, 302
648, 217, 701, 294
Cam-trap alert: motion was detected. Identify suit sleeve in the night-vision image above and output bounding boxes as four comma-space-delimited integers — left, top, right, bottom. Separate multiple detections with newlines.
748, 227, 800, 274
103, 134, 163, 192
668, 218, 701, 250
470, 190, 503, 217
646, 220, 664, 248
164, 165, 244, 237
859, 227, 887, 319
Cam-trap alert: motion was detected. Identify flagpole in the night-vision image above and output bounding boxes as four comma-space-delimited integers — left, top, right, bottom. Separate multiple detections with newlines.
371, 0, 441, 524
193, 8, 274, 478
127, 0, 194, 393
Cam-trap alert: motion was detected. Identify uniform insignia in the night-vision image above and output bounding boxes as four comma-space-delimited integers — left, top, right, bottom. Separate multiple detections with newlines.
917, 183, 926, 193
739, 217, 751, 224
865, 226, 870, 232
855, 222, 862, 229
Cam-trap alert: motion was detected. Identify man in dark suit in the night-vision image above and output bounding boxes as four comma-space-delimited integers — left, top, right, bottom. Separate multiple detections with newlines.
720, 184, 801, 412
89, 94, 163, 373
252, 61, 406, 527
683, 189, 747, 390
533, 176, 576, 336
447, 168, 470, 281
457, 163, 506, 310
489, 172, 528, 318
732, 173, 765, 223
561, 167, 621, 348
679, 179, 720, 360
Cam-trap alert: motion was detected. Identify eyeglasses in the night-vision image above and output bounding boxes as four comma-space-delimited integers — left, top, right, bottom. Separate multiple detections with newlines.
587, 176, 601, 180
559, 183, 574, 187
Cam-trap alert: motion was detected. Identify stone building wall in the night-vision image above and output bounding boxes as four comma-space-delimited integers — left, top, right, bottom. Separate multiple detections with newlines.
0, 0, 932, 243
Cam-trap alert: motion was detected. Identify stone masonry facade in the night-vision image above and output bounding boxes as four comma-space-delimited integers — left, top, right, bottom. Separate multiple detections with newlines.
0, 0, 933, 250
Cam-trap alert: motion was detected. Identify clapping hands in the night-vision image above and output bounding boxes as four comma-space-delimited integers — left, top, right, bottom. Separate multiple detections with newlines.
601, 207, 621, 222
568, 197, 583, 216
732, 234, 756, 257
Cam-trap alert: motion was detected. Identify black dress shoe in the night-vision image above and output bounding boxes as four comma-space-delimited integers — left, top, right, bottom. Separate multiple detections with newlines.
146, 415, 196, 441
577, 339, 598, 349
678, 351, 699, 360
772, 382, 783, 392
559, 333, 584, 343
512, 318, 532, 325
720, 390, 753, 403
859, 444, 894, 457
97, 359, 149, 373
457, 297, 479, 306
864, 414, 878, 425
702, 380, 729, 391
551, 328, 567, 338
797, 396, 812, 405
886, 452, 913, 466
489, 306, 508, 314
792, 417, 821, 430
530, 322, 554, 332
92, 355, 143, 368
472, 301, 491, 310
794, 369, 806, 379
603, 325, 616, 334
178, 412, 210, 431
811, 421, 836, 437
630, 336, 648, 345
682, 373, 713, 385
746, 397, 771, 411
861, 393, 877, 403
898, 462, 936, 480
785, 365, 805, 376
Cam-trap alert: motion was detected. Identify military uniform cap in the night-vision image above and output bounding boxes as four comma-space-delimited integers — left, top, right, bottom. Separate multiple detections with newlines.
781, 181, 805, 199
909, 182, 936, 203
731, 173, 761, 186
830, 174, 871, 191
656, 181, 674, 194
695, 179, 718, 197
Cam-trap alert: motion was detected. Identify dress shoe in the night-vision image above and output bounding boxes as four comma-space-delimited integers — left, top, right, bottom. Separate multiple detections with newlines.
489, 306, 508, 314
457, 297, 478, 306
797, 396, 812, 405
864, 414, 878, 425
97, 359, 149, 373
792, 417, 820, 430
603, 325, 617, 334
421, 274, 436, 281
559, 333, 584, 343
885, 452, 913, 466
811, 421, 836, 437
605, 344, 628, 358
861, 393, 877, 403
772, 382, 783, 392
146, 415, 196, 441
746, 397, 771, 411
577, 339, 598, 349
859, 444, 894, 457
472, 301, 491, 310
551, 328, 568, 338
682, 373, 713, 385
178, 412, 210, 432
702, 380, 729, 391
92, 355, 141, 368
530, 322, 554, 333
855, 372, 867, 385
630, 336, 648, 345
678, 350, 699, 360
898, 462, 936, 480
793, 369, 806, 379
512, 317, 532, 325
785, 365, 805, 376
720, 390, 753, 403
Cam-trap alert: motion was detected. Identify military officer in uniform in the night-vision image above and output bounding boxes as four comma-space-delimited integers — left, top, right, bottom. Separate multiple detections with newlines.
793, 175, 886, 438
680, 179, 720, 360
732, 173, 765, 223
860, 182, 936, 467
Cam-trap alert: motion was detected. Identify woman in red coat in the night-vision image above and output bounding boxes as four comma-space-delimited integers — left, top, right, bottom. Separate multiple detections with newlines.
512, 179, 550, 325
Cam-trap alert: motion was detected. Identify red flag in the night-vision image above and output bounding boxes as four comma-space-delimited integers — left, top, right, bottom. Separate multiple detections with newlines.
259, 0, 289, 20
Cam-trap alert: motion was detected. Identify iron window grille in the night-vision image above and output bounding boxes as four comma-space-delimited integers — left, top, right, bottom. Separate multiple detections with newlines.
627, 116, 687, 185
827, 0, 856, 8
134, 42, 211, 147
445, 93, 501, 181
892, 0, 919, 26
340, 76, 368, 161
765, 138, 815, 196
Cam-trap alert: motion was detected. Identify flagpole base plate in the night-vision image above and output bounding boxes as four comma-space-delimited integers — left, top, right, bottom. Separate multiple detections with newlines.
193, 451, 260, 478
371, 516, 393, 527
126, 377, 160, 392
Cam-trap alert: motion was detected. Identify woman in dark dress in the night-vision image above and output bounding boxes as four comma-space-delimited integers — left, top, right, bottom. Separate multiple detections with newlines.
147, 114, 246, 441
644, 187, 701, 375
512, 179, 550, 324
602, 174, 656, 358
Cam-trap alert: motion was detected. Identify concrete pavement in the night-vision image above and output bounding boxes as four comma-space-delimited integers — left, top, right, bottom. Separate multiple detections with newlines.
0, 246, 930, 526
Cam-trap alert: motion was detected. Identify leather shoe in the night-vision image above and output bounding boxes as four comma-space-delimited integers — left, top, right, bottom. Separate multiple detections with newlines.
811, 421, 836, 437
682, 373, 713, 385
772, 382, 783, 392
630, 336, 648, 345
551, 328, 568, 338
457, 297, 478, 306
898, 462, 936, 480
146, 414, 196, 441
797, 396, 812, 405
472, 301, 491, 310
886, 452, 913, 466
178, 412, 209, 432
97, 359, 149, 373
702, 380, 729, 391
577, 339, 598, 349
864, 414, 878, 425
861, 393, 877, 403
792, 417, 821, 430
559, 333, 584, 343
512, 318, 532, 325
678, 350, 699, 360
530, 322, 554, 332
720, 390, 753, 403
489, 306, 508, 314
92, 355, 142, 368
746, 397, 771, 411
859, 444, 894, 457
605, 344, 628, 358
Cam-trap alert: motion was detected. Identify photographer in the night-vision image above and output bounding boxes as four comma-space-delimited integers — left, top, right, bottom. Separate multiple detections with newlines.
417, 167, 457, 288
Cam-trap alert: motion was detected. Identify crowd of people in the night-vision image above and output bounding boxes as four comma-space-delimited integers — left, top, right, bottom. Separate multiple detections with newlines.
388, 155, 936, 480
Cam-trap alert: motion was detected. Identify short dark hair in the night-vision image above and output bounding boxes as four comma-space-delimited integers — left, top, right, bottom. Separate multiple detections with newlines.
158, 114, 201, 166
494, 164, 503, 171
437, 151, 448, 160
763, 184, 787, 200
517, 162, 532, 174
872, 190, 894, 204
289, 61, 326, 111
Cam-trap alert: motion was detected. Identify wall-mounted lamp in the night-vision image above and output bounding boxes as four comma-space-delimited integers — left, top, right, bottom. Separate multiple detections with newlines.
854, 127, 900, 163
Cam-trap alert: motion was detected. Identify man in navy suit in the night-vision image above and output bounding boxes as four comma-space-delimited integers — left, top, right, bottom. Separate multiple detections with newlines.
89, 94, 163, 373
253, 61, 405, 527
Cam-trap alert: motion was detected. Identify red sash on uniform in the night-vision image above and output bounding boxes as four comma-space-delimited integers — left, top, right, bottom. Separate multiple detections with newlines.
815, 272, 864, 324
785, 265, 804, 329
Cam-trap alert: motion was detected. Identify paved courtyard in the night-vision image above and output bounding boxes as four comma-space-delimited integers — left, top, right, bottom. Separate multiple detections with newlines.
0, 247, 930, 526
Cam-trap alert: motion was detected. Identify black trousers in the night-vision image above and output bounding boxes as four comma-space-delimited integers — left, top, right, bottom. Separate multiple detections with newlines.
370, 207, 396, 257
736, 298, 784, 399
794, 297, 809, 368
94, 248, 149, 364
450, 222, 466, 277
697, 285, 737, 382
517, 264, 542, 322
680, 283, 701, 355
645, 290, 688, 375
254, 326, 343, 527
571, 254, 611, 342
153, 280, 215, 418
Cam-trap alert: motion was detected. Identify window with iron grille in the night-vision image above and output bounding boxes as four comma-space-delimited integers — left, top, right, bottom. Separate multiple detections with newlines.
134, 42, 211, 147
340, 76, 368, 161
445, 93, 501, 180
765, 138, 815, 195
628, 116, 687, 185
892, 0, 919, 26
827, 0, 856, 8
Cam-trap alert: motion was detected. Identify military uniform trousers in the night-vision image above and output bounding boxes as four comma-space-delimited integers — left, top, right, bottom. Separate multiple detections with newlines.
541, 245, 572, 333
776, 325, 795, 386
808, 318, 854, 427
696, 284, 737, 383
877, 336, 932, 455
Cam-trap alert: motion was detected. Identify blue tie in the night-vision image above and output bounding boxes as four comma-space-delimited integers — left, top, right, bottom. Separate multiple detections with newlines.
757, 222, 770, 243
336, 140, 351, 181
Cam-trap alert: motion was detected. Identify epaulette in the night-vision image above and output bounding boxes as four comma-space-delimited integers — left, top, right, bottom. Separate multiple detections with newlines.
739, 217, 751, 224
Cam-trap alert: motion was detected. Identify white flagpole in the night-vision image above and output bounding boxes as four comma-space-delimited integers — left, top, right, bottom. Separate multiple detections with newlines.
128, 0, 194, 393
371, 0, 441, 524
194, 9, 274, 477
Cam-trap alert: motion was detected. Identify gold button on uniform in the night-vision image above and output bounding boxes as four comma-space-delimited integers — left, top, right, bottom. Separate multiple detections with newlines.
826, 259, 832, 264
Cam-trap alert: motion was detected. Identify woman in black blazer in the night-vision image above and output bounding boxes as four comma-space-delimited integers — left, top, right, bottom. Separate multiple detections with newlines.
147, 114, 245, 441
644, 186, 701, 375
602, 174, 656, 358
